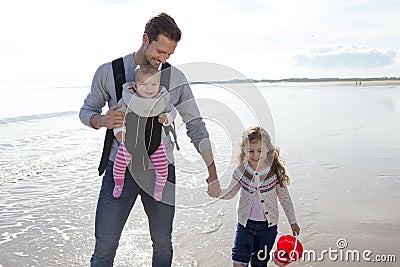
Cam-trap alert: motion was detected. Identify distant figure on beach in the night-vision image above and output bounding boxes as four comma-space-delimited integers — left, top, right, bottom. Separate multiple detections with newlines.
113, 64, 176, 201
212, 126, 300, 266
79, 12, 221, 267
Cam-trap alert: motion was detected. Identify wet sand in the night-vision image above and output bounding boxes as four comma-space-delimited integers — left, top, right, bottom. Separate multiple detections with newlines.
1, 148, 399, 266
1, 83, 399, 266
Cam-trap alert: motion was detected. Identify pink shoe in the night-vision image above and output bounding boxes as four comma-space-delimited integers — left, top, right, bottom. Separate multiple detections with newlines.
113, 185, 123, 198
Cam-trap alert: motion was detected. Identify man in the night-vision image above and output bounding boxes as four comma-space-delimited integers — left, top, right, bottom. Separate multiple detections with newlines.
79, 13, 221, 266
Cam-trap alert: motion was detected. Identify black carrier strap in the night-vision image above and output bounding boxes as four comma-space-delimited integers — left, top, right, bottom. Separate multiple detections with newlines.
161, 62, 180, 151
160, 62, 171, 89
98, 58, 125, 176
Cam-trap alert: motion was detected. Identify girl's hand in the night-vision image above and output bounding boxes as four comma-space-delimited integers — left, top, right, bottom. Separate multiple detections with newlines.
291, 223, 300, 236
115, 131, 124, 142
158, 114, 168, 124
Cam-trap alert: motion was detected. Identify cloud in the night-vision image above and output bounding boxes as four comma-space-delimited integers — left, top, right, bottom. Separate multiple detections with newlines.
294, 45, 396, 69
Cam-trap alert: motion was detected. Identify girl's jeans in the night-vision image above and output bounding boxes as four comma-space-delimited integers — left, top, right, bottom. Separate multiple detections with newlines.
232, 220, 278, 266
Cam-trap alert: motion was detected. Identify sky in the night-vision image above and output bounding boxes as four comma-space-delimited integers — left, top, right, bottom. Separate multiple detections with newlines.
0, 0, 399, 86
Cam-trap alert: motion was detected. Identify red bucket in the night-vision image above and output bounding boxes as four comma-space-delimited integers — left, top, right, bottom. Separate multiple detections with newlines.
272, 235, 303, 266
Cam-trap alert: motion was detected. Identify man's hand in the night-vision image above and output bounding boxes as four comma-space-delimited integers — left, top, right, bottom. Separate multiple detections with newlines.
206, 175, 221, 197
102, 104, 125, 129
89, 104, 125, 129
200, 148, 221, 197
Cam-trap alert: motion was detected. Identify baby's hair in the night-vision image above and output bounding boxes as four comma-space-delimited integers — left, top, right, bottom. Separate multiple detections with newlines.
238, 126, 290, 187
134, 64, 160, 83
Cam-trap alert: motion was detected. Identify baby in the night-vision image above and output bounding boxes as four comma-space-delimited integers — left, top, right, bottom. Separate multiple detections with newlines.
113, 64, 176, 201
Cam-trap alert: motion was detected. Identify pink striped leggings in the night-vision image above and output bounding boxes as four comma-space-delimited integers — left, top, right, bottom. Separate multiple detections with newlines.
112, 142, 168, 201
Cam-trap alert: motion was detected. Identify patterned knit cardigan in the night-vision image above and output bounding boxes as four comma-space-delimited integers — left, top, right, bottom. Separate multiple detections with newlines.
219, 163, 297, 227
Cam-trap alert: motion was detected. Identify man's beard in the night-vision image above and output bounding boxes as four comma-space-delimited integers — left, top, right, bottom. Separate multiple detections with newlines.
144, 52, 151, 65
142, 46, 150, 64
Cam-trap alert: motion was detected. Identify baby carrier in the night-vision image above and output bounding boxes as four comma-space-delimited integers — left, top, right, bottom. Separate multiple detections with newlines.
97, 58, 179, 175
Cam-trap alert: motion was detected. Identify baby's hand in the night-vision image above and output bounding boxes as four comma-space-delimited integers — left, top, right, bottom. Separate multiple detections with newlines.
115, 131, 124, 142
158, 114, 168, 124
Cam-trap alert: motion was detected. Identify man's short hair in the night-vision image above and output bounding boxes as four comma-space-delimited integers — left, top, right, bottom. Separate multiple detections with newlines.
145, 12, 182, 43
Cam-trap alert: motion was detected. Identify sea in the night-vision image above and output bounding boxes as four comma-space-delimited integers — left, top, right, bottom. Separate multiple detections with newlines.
0, 81, 399, 266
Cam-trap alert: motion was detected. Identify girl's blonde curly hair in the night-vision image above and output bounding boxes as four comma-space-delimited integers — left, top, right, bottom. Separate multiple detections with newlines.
237, 126, 290, 187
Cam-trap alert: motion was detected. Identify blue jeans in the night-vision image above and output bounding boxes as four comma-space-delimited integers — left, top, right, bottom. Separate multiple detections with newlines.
232, 220, 278, 267
90, 160, 176, 267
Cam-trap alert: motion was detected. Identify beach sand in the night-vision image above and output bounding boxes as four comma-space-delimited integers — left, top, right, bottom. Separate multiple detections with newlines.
1, 153, 399, 266
1, 82, 399, 266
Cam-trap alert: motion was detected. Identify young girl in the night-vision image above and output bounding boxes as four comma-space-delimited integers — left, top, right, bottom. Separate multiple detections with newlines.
217, 126, 300, 267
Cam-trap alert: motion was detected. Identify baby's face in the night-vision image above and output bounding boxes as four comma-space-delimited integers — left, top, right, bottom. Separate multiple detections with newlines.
135, 74, 160, 98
